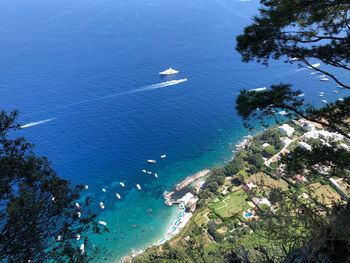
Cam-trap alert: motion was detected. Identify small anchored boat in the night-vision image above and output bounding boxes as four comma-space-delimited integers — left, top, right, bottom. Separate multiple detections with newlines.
321, 100, 327, 104
102, 188, 106, 192
142, 169, 147, 173
119, 182, 125, 187
136, 184, 141, 190
116, 193, 121, 199
154, 173, 158, 178
160, 154, 167, 159
308, 63, 320, 69
147, 159, 156, 164
99, 202, 105, 209
98, 221, 107, 226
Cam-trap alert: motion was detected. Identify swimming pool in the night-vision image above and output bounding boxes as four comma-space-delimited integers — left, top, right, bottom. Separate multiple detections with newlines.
244, 212, 253, 218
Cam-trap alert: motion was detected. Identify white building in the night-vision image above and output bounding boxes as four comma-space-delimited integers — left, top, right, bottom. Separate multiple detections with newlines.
340, 143, 350, 151
305, 130, 319, 139
178, 192, 198, 207
279, 124, 295, 137
281, 137, 292, 146
297, 141, 312, 151
256, 198, 272, 207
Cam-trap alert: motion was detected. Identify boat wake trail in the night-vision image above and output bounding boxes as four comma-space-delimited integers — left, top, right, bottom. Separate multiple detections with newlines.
21, 118, 56, 129
28, 78, 188, 117
135, 78, 188, 93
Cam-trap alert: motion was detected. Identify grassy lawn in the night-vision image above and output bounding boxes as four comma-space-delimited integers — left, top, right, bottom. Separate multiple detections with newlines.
210, 189, 249, 218
307, 182, 341, 205
335, 178, 350, 197
246, 172, 289, 191
193, 208, 211, 226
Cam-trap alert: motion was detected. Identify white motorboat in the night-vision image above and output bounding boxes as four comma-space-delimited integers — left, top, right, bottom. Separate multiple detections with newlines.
321, 100, 327, 104
116, 193, 121, 199
136, 184, 141, 190
142, 169, 147, 173
320, 77, 329, 81
308, 63, 320, 69
147, 159, 156, 164
98, 221, 107, 226
80, 244, 85, 254
160, 154, 167, 159
119, 182, 125, 187
102, 188, 106, 192
159, 67, 179, 76
147, 171, 152, 175
154, 173, 158, 178
99, 202, 105, 209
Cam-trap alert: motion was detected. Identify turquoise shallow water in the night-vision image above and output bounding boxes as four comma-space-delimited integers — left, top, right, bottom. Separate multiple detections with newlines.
0, 0, 349, 261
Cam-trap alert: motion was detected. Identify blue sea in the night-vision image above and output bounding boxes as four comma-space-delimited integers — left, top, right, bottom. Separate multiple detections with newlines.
1, 0, 349, 261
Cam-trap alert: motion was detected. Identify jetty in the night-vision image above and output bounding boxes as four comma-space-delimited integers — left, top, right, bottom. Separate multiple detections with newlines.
175, 169, 210, 191
164, 169, 210, 206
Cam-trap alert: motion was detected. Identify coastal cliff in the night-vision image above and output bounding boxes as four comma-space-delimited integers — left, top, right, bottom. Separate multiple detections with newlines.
132, 119, 350, 262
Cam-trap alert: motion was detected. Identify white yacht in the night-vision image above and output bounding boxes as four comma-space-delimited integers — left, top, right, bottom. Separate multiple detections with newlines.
98, 221, 107, 226
147, 171, 152, 175
119, 182, 125, 187
147, 159, 156, 164
321, 100, 327, 104
159, 67, 179, 76
136, 184, 141, 190
320, 77, 329, 81
154, 173, 158, 178
116, 193, 121, 199
160, 154, 167, 159
142, 169, 147, 173
99, 202, 105, 209
102, 188, 106, 192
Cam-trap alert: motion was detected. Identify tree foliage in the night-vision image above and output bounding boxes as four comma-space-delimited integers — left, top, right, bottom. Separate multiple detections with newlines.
0, 110, 102, 262
236, 0, 350, 89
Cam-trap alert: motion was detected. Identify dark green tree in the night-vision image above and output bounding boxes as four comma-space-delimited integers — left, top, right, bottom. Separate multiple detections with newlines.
236, 0, 350, 89
0, 111, 104, 262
